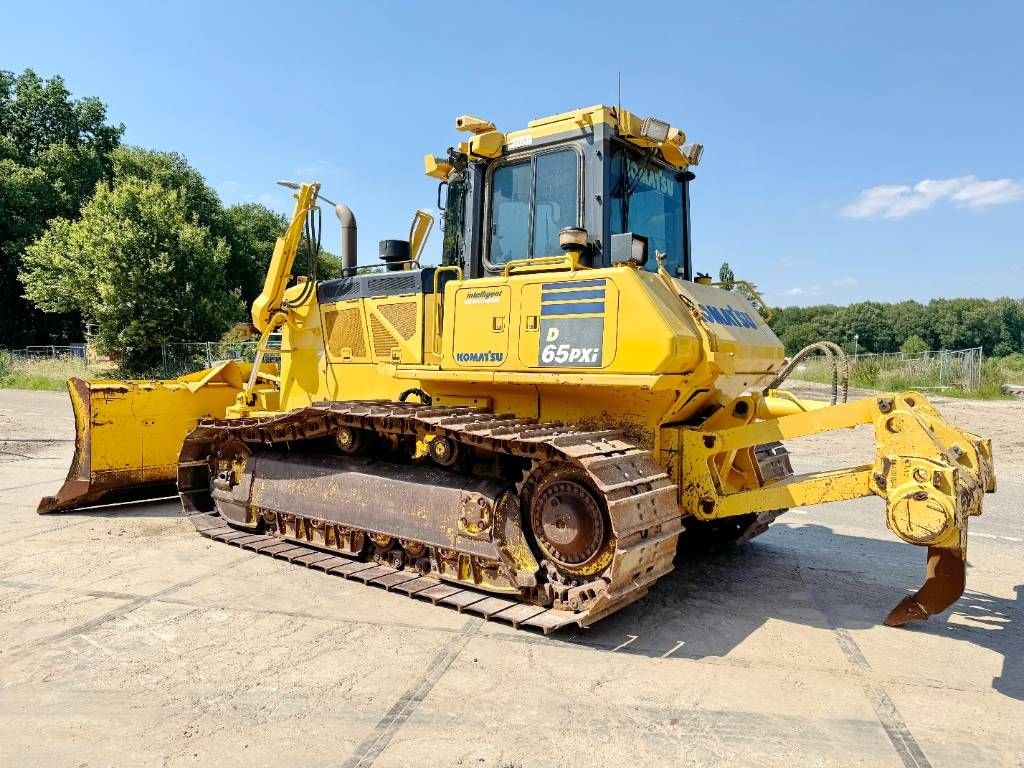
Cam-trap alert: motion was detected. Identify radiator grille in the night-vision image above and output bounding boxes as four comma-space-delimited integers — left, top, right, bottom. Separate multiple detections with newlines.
370, 314, 401, 359
324, 307, 366, 358
377, 301, 418, 340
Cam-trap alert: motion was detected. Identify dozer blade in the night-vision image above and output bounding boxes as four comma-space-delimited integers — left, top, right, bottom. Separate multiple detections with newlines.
884, 546, 966, 627
38, 362, 247, 514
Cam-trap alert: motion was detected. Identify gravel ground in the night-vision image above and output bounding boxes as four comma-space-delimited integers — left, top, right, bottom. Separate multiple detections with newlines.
0, 386, 1021, 768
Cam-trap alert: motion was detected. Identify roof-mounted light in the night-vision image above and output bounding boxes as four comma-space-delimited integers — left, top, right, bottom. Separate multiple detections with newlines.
639, 116, 671, 143
682, 143, 704, 166
455, 115, 497, 134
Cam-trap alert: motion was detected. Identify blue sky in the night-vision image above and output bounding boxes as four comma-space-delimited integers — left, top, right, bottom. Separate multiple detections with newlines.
3, 1, 1021, 305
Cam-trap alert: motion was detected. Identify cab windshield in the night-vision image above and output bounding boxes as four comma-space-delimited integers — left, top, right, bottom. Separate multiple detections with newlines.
609, 145, 685, 275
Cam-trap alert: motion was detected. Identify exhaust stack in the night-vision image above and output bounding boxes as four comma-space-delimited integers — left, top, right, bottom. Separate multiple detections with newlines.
335, 204, 357, 277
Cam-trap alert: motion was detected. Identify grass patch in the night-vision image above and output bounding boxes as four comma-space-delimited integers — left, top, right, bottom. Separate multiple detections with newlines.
793, 354, 1018, 400
0, 351, 103, 391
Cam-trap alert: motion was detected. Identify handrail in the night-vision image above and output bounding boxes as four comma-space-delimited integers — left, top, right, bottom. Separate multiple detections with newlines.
432, 265, 463, 354
502, 253, 580, 277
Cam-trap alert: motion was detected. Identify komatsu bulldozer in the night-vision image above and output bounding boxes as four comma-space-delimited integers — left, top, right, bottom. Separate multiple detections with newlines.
39, 105, 995, 633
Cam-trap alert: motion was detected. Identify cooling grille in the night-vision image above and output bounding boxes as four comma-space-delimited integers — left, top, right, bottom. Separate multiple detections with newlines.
377, 301, 418, 340
324, 307, 366, 358
369, 314, 400, 359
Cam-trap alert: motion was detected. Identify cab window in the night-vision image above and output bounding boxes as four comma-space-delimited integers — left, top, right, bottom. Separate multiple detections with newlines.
609, 145, 685, 275
488, 149, 579, 267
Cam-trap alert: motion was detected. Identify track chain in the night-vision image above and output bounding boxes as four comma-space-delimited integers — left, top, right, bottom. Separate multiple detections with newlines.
181, 400, 683, 630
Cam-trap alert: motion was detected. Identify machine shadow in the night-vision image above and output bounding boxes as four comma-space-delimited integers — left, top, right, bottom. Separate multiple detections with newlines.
565, 522, 1023, 700
62, 496, 184, 519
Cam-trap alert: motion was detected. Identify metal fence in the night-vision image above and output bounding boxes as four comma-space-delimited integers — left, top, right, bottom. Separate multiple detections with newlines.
7, 344, 87, 360
799, 346, 983, 391
161, 337, 281, 378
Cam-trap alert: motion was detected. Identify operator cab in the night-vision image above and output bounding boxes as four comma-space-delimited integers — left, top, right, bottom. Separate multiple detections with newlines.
429, 105, 702, 281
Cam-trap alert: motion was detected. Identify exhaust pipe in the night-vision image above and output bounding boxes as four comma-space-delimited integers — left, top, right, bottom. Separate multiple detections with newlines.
335, 203, 357, 277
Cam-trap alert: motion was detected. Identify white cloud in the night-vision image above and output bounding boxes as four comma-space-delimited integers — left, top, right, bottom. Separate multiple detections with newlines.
841, 175, 1024, 219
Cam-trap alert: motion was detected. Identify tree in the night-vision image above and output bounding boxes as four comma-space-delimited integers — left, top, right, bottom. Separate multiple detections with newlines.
779, 322, 821, 354
111, 145, 224, 228
21, 178, 242, 373
224, 203, 289, 306
900, 334, 929, 355
718, 262, 735, 291
768, 297, 1024, 357
0, 69, 123, 347
223, 202, 341, 306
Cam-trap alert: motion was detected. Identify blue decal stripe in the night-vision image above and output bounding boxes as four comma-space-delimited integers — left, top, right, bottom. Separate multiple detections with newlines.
540, 301, 605, 316
541, 278, 606, 291
541, 289, 605, 302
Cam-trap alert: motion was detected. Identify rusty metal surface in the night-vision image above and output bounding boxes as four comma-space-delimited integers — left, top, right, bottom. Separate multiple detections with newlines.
242, 452, 510, 561
883, 546, 967, 627
178, 399, 682, 630
191, 512, 582, 634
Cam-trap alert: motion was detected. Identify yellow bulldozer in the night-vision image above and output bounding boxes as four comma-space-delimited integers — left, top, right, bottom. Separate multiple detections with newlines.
39, 105, 995, 632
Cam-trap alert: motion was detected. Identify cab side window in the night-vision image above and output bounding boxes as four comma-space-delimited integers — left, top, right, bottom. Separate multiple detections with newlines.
488, 149, 579, 267
533, 150, 578, 257
490, 161, 531, 265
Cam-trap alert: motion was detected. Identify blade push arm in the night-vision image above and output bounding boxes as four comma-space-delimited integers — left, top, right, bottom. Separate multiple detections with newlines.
680, 391, 995, 625
251, 182, 320, 332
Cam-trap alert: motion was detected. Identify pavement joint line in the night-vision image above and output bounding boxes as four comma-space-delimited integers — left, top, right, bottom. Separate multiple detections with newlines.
0, 517, 95, 546
972, 532, 1022, 543
1, 438, 75, 443
0, 475, 69, 493
0, 567, 1000, 699
340, 616, 484, 768
800, 566, 933, 768
4, 552, 257, 656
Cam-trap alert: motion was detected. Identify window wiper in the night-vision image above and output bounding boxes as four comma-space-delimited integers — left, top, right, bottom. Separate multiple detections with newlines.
620, 147, 657, 230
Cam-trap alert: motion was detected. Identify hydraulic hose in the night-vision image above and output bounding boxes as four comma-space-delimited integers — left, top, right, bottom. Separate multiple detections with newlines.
764, 341, 850, 404
283, 203, 322, 310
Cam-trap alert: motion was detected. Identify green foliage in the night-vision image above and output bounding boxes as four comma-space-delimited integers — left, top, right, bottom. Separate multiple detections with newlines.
1001, 353, 1024, 374
0, 69, 123, 347
850, 359, 881, 389
718, 262, 735, 290
222, 202, 340, 304
223, 203, 288, 305
769, 297, 1024, 355
0, 352, 98, 391
21, 178, 243, 373
110, 146, 228, 240
900, 334, 929, 355
796, 354, 1019, 400
778, 322, 821, 354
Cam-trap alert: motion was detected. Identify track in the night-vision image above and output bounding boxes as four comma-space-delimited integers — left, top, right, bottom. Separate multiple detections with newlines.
190, 512, 587, 633
179, 400, 683, 631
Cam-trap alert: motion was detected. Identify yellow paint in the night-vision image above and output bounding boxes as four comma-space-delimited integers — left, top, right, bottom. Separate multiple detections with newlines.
55, 105, 996, 598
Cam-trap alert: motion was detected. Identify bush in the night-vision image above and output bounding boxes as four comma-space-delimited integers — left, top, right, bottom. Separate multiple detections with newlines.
900, 334, 929, 355
850, 359, 881, 388
1000, 353, 1024, 374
